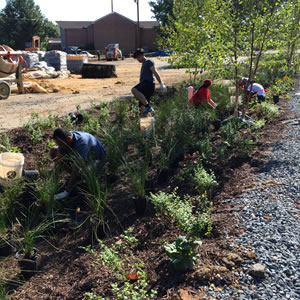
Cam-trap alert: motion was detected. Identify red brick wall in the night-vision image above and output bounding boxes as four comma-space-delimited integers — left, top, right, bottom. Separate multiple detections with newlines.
65, 28, 88, 48
93, 14, 137, 55
141, 28, 158, 52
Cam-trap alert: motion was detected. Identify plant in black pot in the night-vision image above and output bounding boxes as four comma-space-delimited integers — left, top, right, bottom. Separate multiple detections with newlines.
15, 216, 53, 280
164, 236, 202, 272
128, 159, 149, 216
271, 84, 281, 104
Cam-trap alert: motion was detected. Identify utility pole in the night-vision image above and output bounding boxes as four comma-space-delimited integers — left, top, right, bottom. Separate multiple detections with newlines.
111, 0, 113, 12
134, 0, 140, 48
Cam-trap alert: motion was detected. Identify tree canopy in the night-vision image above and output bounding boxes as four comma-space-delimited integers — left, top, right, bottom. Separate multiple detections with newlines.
149, 0, 174, 26
0, 0, 59, 50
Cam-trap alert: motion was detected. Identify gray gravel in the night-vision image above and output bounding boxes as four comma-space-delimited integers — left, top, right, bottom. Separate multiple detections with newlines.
203, 77, 300, 300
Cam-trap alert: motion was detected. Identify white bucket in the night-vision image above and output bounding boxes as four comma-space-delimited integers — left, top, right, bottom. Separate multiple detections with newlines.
230, 96, 242, 105
139, 117, 155, 137
0, 152, 24, 180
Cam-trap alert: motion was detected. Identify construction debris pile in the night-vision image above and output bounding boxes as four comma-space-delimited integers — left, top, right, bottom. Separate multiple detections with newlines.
22, 50, 71, 80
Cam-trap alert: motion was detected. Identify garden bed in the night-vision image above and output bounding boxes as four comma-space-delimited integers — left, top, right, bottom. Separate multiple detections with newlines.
0, 76, 296, 299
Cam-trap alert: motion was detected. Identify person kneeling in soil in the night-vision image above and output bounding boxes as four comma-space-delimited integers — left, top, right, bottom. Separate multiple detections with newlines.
131, 48, 167, 116
50, 128, 106, 200
189, 78, 217, 109
240, 78, 266, 103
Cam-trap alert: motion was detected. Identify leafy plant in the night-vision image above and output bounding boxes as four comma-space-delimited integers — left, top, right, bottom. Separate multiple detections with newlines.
164, 235, 202, 272
111, 270, 157, 300
82, 227, 156, 299
255, 102, 280, 120
192, 164, 217, 196
0, 133, 20, 153
150, 189, 213, 236
25, 123, 43, 145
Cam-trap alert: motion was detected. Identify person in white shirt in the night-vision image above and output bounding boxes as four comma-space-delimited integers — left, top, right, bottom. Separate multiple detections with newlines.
241, 78, 266, 103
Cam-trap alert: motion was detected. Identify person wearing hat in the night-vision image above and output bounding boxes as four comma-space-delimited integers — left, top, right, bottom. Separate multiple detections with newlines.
240, 77, 266, 103
189, 79, 217, 109
49, 128, 106, 200
131, 48, 167, 116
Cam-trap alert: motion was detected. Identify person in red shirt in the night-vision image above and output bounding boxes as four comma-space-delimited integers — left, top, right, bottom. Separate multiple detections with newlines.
189, 79, 217, 109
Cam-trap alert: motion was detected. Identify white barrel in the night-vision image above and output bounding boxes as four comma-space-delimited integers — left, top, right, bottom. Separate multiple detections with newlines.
230, 96, 242, 105
139, 117, 155, 137
0, 152, 24, 180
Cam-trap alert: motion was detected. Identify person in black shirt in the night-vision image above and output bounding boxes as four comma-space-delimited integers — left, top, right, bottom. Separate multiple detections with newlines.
131, 48, 167, 116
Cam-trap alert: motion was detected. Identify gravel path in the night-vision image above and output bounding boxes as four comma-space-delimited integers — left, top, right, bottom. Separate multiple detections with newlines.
205, 77, 300, 299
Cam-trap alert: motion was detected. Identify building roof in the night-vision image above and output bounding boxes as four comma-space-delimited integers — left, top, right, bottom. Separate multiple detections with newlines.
89, 12, 136, 27
56, 13, 159, 30
140, 21, 160, 29
56, 21, 92, 29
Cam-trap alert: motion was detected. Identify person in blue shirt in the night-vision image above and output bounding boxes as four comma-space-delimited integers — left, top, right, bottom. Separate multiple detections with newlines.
131, 48, 167, 116
50, 128, 106, 200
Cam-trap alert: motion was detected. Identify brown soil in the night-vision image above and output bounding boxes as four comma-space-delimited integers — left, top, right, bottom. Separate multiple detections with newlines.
0, 58, 189, 132
0, 98, 291, 299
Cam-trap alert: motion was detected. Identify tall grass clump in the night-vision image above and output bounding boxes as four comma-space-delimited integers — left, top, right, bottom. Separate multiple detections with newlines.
35, 170, 61, 215
113, 98, 129, 126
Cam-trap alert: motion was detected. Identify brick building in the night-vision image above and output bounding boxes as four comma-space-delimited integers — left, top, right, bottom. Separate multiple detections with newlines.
56, 12, 159, 55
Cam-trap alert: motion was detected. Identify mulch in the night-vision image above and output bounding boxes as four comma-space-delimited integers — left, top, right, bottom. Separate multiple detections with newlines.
1, 98, 292, 300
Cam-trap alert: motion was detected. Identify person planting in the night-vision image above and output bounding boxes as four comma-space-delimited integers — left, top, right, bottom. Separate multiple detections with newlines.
50, 128, 106, 200
240, 77, 266, 103
189, 78, 217, 109
131, 48, 167, 116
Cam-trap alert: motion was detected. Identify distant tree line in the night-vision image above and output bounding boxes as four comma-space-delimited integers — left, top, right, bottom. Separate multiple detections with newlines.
0, 0, 59, 50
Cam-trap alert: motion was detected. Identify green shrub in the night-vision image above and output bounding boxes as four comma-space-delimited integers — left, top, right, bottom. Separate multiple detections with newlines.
192, 165, 217, 195
255, 102, 280, 120
164, 235, 201, 272
150, 189, 212, 236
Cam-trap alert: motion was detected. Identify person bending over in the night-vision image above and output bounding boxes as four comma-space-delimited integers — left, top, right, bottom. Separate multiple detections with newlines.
50, 128, 106, 200
241, 77, 266, 103
131, 48, 167, 116
189, 78, 217, 109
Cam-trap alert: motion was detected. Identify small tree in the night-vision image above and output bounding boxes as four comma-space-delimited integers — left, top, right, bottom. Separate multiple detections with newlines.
161, 0, 228, 83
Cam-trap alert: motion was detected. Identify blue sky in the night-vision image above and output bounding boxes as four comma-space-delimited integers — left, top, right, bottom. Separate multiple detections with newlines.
0, 0, 155, 23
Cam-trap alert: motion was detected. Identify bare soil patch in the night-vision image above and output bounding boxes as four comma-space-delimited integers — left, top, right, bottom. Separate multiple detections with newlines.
0, 58, 189, 132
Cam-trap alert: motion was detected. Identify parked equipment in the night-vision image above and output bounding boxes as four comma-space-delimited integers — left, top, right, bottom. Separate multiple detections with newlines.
25, 36, 40, 52
105, 44, 124, 61
0, 45, 24, 99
